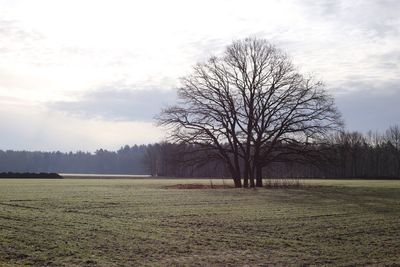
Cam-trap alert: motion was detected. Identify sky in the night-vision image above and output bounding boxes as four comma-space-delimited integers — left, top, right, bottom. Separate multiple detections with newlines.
0, 0, 399, 152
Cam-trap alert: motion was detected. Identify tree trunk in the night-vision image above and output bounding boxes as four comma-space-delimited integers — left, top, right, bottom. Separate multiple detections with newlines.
243, 171, 249, 188
228, 162, 242, 188
233, 152, 242, 188
249, 177, 255, 187
233, 169, 242, 188
255, 165, 263, 187
249, 165, 255, 188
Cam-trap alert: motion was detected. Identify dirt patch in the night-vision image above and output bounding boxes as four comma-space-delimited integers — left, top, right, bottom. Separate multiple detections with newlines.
164, 184, 234, 189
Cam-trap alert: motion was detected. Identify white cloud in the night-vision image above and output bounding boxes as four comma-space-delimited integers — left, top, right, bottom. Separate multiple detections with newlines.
48, 85, 177, 122
0, 101, 163, 152
0, 0, 399, 150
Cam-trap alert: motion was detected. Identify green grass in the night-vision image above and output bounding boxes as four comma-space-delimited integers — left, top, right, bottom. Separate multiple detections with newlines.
0, 178, 399, 266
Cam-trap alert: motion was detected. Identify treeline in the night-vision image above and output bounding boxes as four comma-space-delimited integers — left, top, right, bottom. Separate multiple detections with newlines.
318, 128, 400, 178
0, 145, 148, 174
1, 126, 399, 178
145, 126, 400, 179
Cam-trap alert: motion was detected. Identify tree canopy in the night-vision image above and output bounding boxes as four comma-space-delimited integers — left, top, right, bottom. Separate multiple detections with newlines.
158, 37, 343, 187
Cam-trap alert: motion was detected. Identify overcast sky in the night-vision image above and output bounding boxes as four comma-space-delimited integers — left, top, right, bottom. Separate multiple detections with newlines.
0, 0, 399, 152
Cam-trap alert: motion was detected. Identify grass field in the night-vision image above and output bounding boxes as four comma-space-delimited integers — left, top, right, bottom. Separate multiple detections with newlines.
0, 178, 399, 266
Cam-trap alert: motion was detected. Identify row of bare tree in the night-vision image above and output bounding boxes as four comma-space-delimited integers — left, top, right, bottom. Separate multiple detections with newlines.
157, 38, 342, 187
0, 145, 147, 174
322, 126, 400, 178
144, 126, 400, 179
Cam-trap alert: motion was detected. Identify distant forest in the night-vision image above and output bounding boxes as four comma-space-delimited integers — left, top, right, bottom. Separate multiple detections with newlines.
0, 145, 148, 175
1, 128, 399, 178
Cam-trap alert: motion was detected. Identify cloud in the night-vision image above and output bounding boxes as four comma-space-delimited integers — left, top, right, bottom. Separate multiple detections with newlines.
373, 50, 400, 71
48, 85, 177, 122
0, 18, 42, 42
298, 0, 400, 37
0, 102, 163, 152
1, 0, 400, 150
0, 18, 45, 60
334, 79, 400, 132
275, 0, 400, 87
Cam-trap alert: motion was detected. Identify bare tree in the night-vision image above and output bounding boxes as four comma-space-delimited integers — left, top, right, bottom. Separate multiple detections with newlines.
386, 125, 400, 176
158, 37, 343, 187
386, 125, 400, 150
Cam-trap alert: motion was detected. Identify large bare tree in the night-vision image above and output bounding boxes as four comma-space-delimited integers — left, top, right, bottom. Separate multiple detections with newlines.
158, 38, 343, 187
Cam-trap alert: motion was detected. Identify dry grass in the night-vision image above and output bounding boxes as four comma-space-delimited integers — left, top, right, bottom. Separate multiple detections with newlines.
0, 178, 399, 266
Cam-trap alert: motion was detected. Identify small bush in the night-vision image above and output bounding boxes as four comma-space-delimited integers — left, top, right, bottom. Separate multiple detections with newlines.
263, 178, 304, 189
165, 183, 234, 189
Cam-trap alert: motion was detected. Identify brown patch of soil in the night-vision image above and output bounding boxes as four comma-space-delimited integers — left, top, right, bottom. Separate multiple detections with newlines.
164, 184, 234, 189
